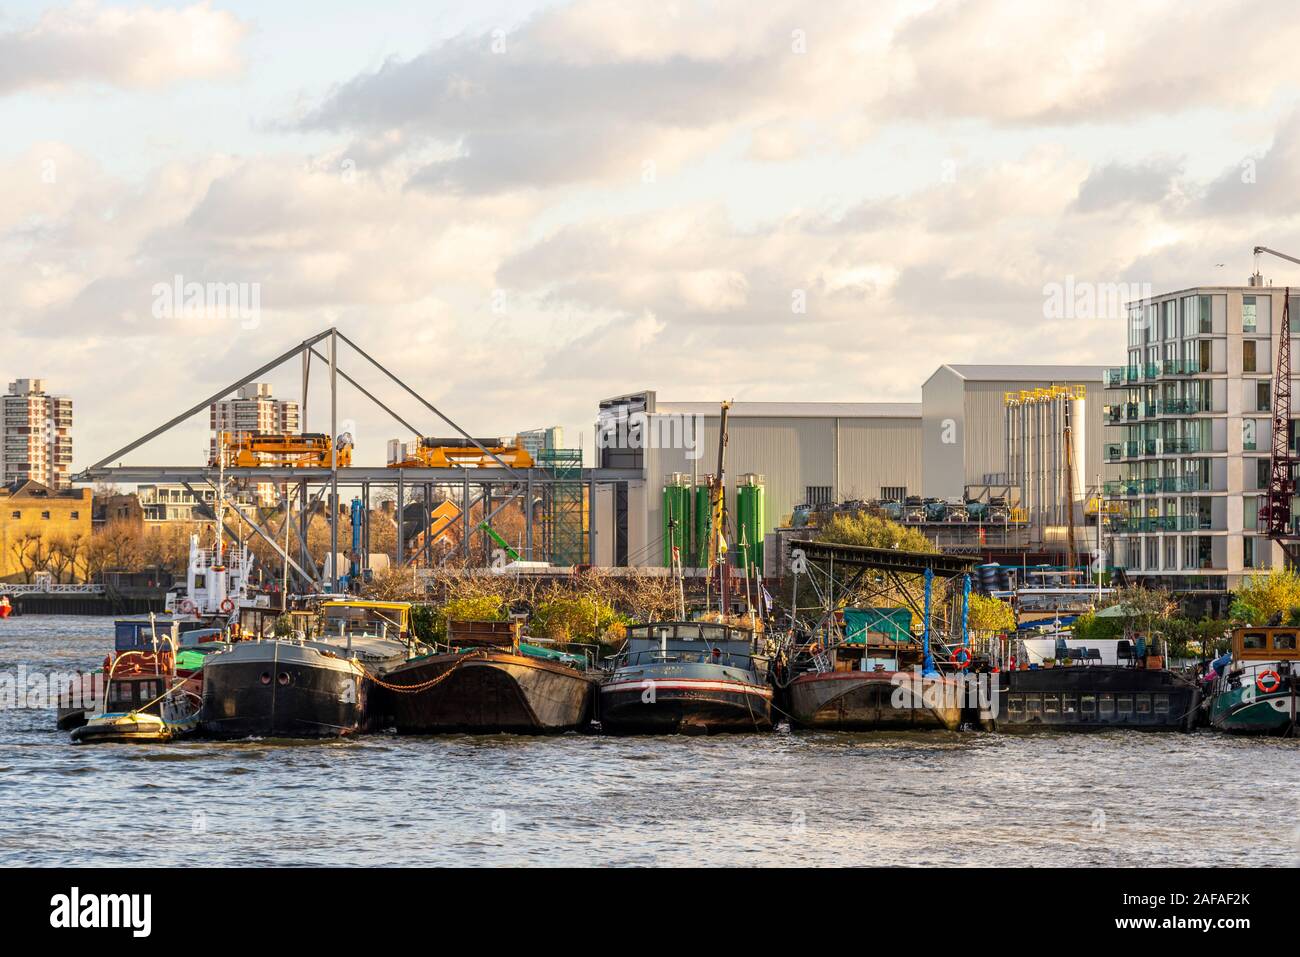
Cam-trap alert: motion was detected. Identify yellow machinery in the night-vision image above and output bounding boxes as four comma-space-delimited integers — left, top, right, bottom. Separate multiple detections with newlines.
214, 431, 353, 469
388, 437, 533, 469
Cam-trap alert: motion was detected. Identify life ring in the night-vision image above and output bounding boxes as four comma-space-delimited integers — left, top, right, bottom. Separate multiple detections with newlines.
179, 598, 197, 615
219, 598, 235, 615
1256, 670, 1282, 694
951, 647, 973, 669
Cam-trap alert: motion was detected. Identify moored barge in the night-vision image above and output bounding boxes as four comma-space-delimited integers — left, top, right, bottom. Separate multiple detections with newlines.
200, 599, 412, 739
378, 619, 596, 734
994, 638, 1198, 732
600, 621, 772, 734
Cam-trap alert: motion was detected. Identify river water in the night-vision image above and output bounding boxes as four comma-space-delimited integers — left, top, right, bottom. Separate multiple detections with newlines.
2, 615, 1297, 867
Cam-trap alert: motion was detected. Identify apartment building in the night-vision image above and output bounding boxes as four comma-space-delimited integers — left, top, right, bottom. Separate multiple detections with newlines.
1107, 284, 1295, 591
1, 379, 73, 489
209, 383, 300, 461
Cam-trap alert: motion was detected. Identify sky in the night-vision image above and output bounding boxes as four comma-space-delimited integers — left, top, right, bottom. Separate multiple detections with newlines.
5, 0, 1300, 473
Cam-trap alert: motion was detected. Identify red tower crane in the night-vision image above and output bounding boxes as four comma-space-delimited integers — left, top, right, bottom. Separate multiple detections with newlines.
1255, 247, 1300, 564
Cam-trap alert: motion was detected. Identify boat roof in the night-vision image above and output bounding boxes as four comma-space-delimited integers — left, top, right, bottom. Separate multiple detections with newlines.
788, 540, 979, 578
321, 600, 412, 612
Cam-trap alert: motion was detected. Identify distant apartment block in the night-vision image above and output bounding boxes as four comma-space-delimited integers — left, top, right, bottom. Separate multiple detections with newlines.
1, 379, 73, 489
1107, 284, 1298, 591
209, 383, 300, 461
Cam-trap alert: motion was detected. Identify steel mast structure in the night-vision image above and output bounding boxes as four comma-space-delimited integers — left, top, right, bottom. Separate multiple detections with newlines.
78, 328, 640, 590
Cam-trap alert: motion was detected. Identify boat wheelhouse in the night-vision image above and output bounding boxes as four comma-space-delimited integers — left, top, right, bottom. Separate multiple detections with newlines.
600, 621, 772, 734
1209, 626, 1299, 735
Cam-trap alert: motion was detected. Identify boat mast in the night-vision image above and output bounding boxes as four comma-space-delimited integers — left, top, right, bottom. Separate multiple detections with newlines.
708, 400, 732, 616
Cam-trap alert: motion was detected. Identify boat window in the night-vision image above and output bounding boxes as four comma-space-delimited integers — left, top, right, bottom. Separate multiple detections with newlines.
1154, 694, 1170, 714
1043, 694, 1060, 714
1080, 694, 1097, 715
1098, 694, 1115, 716
111, 683, 132, 704
1116, 695, 1134, 715
1007, 695, 1024, 714
1062, 694, 1077, 714
698, 625, 727, 642
1273, 633, 1297, 651
650, 625, 675, 641
1242, 632, 1267, 650
1024, 695, 1042, 714
1134, 694, 1152, 714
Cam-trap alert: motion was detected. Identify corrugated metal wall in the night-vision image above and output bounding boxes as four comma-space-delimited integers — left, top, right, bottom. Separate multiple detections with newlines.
640, 414, 921, 566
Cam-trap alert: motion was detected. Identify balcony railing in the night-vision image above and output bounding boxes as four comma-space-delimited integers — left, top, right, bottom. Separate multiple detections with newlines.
1161, 398, 1199, 415
1165, 437, 1201, 454
1162, 359, 1201, 376
1112, 515, 1208, 533
1106, 368, 1125, 388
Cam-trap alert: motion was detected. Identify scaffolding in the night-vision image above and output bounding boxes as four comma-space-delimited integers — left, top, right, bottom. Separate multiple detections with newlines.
539, 448, 585, 565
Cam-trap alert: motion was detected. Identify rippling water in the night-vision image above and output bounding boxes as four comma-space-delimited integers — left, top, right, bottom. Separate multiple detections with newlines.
2, 615, 1297, 867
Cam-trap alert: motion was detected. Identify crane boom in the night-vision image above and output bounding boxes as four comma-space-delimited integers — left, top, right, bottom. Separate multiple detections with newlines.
1255, 245, 1300, 268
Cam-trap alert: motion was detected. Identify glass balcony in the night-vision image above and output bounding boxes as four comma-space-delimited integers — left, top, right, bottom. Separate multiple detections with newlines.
1161, 398, 1197, 415
1143, 363, 1161, 380
1160, 359, 1201, 376
1125, 366, 1142, 384
1164, 437, 1201, 454
1106, 368, 1125, 388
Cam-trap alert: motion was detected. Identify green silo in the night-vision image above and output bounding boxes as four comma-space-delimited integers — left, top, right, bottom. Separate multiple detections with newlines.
735, 475, 765, 572
693, 483, 713, 568
662, 476, 691, 567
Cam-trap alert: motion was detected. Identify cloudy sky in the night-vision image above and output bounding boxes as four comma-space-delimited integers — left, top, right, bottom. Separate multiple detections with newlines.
5, 0, 1300, 472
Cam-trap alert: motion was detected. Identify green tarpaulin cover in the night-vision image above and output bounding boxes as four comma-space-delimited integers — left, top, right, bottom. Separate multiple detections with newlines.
843, 607, 914, 644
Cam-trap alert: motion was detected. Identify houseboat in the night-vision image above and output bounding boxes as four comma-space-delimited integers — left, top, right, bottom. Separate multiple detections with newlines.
1208, 626, 1299, 735
996, 636, 1199, 732
378, 619, 596, 734
200, 599, 412, 739
57, 617, 214, 730
69, 620, 203, 744
784, 608, 974, 731
600, 621, 772, 734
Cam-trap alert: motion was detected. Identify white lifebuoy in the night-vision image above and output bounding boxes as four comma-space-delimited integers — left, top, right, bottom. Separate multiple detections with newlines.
179, 599, 197, 615
219, 598, 236, 615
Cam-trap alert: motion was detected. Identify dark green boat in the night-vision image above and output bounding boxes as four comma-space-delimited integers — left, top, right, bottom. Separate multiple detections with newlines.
1208, 626, 1300, 735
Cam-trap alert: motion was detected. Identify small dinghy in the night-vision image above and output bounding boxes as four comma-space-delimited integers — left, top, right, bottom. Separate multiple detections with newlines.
71, 706, 199, 744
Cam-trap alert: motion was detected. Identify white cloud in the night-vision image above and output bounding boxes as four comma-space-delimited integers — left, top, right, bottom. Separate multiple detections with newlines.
0, 1, 246, 95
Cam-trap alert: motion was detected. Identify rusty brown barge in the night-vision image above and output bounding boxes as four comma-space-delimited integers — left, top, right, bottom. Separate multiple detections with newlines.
376, 620, 597, 734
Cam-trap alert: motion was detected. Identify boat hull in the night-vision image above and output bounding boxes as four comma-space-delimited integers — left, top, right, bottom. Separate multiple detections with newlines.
996, 666, 1198, 732
71, 712, 196, 744
600, 678, 772, 734
1210, 686, 1299, 735
379, 651, 595, 734
787, 671, 966, 731
200, 642, 369, 739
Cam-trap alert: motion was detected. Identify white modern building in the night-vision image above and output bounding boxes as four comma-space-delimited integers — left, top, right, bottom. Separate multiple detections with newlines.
1, 379, 73, 489
1108, 283, 1296, 591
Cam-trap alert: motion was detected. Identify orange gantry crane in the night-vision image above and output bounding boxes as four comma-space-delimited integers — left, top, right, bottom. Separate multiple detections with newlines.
213, 431, 353, 469
387, 436, 533, 469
